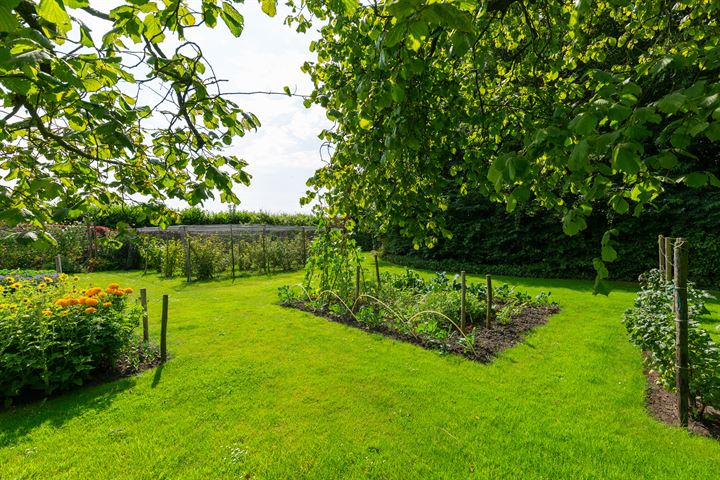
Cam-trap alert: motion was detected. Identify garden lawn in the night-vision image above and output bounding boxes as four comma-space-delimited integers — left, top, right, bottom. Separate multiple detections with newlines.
1, 257, 720, 479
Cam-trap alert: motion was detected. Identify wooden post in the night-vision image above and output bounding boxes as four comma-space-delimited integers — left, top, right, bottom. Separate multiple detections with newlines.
673, 238, 689, 428
54, 254, 63, 274
460, 271, 467, 332
354, 265, 361, 312
184, 228, 191, 282
140, 288, 149, 342
160, 294, 169, 364
262, 225, 268, 275
485, 274, 493, 329
658, 234, 664, 274
230, 225, 236, 281
374, 253, 381, 290
664, 236, 673, 283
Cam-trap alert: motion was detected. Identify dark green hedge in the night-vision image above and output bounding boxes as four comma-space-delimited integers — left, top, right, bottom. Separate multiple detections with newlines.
379, 188, 720, 289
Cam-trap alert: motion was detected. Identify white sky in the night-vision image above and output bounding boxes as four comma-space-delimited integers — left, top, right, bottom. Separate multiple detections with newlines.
85, 2, 331, 214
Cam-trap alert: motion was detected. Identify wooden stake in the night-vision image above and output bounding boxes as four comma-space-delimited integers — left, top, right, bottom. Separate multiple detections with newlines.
673, 238, 689, 428
664, 236, 673, 283
374, 253, 381, 290
485, 274, 493, 329
354, 265, 361, 312
658, 234, 664, 274
140, 288, 149, 342
184, 228, 191, 282
54, 254, 62, 274
460, 271, 467, 332
160, 294, 169, 364
230, 225, 236, 281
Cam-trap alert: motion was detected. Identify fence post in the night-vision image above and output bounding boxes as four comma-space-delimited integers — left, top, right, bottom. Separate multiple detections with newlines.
673, 238, 689, 428
54, 254, 63, 274
184, 228, 191, 282
374, 253, 381, 290
658, 234, 664, 274
460, 271, 467, 332
354, 265, 361, 312
664, 236, 673, 283
485, 274, 493, 329
160, 294, 169, 364
262, 225, 268, 275
140, 288, 149, 342
230, 225, 236, 281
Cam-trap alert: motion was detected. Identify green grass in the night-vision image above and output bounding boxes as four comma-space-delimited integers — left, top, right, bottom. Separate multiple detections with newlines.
1, 257, 720, 479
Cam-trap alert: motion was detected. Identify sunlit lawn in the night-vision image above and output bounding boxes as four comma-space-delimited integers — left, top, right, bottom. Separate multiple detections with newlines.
1, 256, 719, 479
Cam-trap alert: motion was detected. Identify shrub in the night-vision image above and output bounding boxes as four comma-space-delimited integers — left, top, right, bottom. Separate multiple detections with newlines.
160, 240, 184, 278
623, 269, 720, 413
190, 236, 229, 280
0, 275, 144, 405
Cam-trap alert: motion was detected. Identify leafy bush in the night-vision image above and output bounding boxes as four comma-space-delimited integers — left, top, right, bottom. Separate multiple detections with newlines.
0, 276, 145, 405
160, 240, 185, 278
623, 269, 720, 413
190, 236, 229, 280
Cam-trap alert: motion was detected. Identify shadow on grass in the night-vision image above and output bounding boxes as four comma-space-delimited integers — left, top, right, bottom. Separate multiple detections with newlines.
0, 377, 136, 448
151, 364, 165, 388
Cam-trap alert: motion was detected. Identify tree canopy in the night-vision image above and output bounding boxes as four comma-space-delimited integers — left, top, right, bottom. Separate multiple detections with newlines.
300, 0, 720, 285
0, 0, 279, 231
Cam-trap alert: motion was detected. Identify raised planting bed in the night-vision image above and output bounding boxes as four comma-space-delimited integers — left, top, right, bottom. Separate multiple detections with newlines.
280, 269, 559, 363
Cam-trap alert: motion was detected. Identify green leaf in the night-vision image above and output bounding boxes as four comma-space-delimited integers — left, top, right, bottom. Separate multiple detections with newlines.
0, 4, 20, 32
601, 245, 617, 262
685, 172, 708, 188
220, 2, 244, 37
569, 140, 590, 172
37, 0, 72, 34
610, 195, 629, 214
260, 0, 276, 17
612, 143, 640, 175
656, 92, 686, 115
569, 112, 598, 135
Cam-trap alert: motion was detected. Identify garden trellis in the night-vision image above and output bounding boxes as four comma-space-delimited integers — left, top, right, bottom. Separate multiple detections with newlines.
136, 224, 316, 281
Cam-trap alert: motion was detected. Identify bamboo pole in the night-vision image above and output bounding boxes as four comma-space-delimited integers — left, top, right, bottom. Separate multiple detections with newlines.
460, 271, 467, 332
160, 294, 169, 363
140, 288, 149, 342
673, 238, 689, 428
485, 274, 493, 329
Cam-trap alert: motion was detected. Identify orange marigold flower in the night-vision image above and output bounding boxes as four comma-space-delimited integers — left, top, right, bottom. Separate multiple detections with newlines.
54, 299, 66, 307
84, 307, 96, 314
114, 290, 125, 296
124, 287, 134, 294
85, 298, 99, 307
68, 298, 80, 306
87, 287, 102, 297
78, 296, 90, 305
102, 302, 112, 308
108, 283, 120, 290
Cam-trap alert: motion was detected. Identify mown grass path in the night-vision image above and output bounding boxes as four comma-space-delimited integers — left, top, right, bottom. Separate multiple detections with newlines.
1, 258, 719, 479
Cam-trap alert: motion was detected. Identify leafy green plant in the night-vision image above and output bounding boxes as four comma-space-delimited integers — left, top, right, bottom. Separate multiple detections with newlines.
623, 269, 720, 414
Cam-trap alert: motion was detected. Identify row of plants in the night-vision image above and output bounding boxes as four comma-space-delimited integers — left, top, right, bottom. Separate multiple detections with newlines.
0, 271, 157, 406
138, 233, 308, 280
0, 225, 129, 273
279, 224, 558, 361
623, 269, 720, 417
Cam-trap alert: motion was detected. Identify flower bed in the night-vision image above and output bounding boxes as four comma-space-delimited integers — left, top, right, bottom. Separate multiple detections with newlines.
0, 272, 157, 406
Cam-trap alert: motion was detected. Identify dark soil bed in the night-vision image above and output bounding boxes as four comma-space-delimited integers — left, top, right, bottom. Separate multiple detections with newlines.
284, 301, 560, 363
645, 367, 720, 439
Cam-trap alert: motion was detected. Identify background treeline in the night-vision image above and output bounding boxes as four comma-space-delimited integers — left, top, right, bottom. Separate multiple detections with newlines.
86, 205, 318, 228
360, 187, 720, 289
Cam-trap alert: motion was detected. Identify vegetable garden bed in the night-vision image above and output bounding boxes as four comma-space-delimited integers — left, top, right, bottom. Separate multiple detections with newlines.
283, 299, 559, 363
